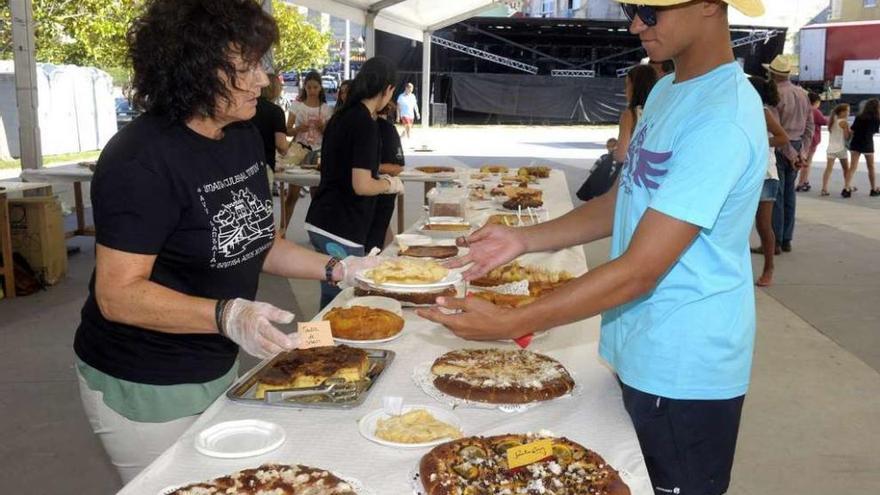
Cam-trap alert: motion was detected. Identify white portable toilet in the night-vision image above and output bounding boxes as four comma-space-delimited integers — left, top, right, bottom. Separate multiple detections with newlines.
90, 68, 118, 148
42, 64, 82, 155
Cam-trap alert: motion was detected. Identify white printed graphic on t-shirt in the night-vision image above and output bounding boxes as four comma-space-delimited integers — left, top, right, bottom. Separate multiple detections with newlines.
197, 162, 275, 269
211, 188, 274, 260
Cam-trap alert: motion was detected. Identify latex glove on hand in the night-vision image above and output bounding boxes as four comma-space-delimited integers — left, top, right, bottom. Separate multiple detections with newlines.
339, 255, 387, 287
222, 298, 298, 359
381, 175, 405, 194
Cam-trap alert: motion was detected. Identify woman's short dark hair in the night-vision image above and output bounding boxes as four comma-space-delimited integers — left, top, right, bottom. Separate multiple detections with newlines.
340, 57, 397, 113
627, 65, 658, 110
808, 91, 821, 105
748, 76, 780, 107
298, 71, 327, 104
128, 0, 278, 122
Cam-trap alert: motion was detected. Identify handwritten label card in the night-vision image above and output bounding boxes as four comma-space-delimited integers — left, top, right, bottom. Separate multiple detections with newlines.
297, 321, 335, 349
506, 439, 554, 470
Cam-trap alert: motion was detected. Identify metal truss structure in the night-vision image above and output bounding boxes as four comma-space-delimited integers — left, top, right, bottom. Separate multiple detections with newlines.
551, 69, 596, 77
431, 36, 539, 74
731, 29, 781, 49
615, 29, 781, 77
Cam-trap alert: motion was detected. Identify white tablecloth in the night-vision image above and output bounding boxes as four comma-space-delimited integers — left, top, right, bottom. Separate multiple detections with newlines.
20, 163, 93, 183
120, 171, 653, 495
275, 167, 470, 188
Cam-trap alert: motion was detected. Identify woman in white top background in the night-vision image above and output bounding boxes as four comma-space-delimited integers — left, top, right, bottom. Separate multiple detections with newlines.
822, 104, 851, 196
282, 71, 332, 226
287, 71, 332, 151
748, 76, 789, 287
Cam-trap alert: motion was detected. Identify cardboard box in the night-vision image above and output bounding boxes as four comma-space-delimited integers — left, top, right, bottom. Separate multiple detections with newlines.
8, 196, 67, 285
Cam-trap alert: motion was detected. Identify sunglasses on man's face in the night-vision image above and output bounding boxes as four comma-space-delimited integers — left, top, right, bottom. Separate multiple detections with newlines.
621, 4, 660, 26
621, 1, 701, 27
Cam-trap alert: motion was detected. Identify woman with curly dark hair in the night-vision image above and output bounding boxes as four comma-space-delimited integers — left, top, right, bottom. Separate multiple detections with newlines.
73, 0, 378, 482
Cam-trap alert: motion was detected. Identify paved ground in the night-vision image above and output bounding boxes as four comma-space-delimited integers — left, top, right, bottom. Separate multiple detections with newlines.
0, 126, 878, 494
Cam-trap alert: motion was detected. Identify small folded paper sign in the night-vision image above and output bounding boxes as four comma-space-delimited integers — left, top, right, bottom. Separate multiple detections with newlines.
507, 439, 554, 470
298, 321, 335, 349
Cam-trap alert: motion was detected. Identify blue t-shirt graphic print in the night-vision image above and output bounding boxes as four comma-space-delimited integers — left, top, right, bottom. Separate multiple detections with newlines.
620, 123, 672, 193
600, 63, 768, 400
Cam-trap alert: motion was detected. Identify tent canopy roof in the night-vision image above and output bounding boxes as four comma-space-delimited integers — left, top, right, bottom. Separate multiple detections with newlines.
286, 0, 502, 41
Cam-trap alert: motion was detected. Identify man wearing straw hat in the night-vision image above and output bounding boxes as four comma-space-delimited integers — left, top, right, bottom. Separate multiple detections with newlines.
420, 1, 767, 493
763, 55, 813, 253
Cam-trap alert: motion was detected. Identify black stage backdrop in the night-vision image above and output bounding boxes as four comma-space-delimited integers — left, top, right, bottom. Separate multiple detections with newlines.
449, 73, 625, 124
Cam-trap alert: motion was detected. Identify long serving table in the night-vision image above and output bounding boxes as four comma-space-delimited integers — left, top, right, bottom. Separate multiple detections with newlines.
119, 170, 653, 495
274, 167, 462, 238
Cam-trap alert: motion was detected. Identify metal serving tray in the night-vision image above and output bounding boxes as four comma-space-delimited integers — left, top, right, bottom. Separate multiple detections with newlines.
226, 348, 395, 409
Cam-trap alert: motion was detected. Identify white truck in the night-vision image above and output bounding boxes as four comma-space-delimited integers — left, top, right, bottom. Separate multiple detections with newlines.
840, 59, 880, 106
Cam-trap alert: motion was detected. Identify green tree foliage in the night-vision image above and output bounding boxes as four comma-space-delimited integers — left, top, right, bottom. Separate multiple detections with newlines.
0, 0, 142, 68
0, 1, 329, 74
271, 0, 331, 72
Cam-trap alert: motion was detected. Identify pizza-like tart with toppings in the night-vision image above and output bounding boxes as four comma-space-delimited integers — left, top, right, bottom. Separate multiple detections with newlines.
168, 463, 358, 494
419, 433, 630, 495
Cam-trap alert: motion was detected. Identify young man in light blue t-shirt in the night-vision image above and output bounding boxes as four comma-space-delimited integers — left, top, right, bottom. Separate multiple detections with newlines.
419, 1, 767, 493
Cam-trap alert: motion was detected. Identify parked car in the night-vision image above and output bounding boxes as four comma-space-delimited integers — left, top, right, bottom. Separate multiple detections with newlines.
281, 71, 298, 83
115, 97, 139, 129
321, 76, 338, 93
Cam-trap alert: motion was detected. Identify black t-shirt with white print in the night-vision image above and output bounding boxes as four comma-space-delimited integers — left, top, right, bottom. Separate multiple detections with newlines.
74, 113, 275, 385
305, 102, 380, 245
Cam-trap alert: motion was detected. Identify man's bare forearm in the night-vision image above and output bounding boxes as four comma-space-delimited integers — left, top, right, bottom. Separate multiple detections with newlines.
517, 254, 648, 333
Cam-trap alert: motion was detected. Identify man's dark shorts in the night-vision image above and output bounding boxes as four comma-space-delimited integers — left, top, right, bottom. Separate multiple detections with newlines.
620, 381, 745, 495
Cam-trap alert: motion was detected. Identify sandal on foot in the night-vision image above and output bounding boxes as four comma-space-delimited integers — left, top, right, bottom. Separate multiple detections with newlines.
820, 190, 830, 196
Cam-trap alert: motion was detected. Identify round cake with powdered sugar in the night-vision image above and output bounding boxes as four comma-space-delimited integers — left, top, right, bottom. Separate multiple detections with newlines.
167, 463, 358, 494
419, 433, 630, 495
430, 349, 574, 404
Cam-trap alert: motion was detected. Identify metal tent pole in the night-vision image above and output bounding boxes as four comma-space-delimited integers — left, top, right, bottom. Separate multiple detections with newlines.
421, 30, 432, 129
262, 0, 275, 69
344, 19, 351, 79
365, 13, 376, 58
10, 0, 42, 169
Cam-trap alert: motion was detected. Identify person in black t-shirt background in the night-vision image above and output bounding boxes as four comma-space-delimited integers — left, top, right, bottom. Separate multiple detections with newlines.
249, 73, 289, 185
73, 0, 381, 482
305, 57, 405, 307
367, 101, 406, 251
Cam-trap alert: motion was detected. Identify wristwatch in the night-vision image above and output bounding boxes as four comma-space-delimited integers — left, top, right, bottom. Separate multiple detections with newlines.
325, 256, 342, 287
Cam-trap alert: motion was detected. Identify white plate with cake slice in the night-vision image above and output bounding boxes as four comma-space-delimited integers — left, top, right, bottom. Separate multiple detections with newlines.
358, 405, 463, 449
356, 259, 463, 290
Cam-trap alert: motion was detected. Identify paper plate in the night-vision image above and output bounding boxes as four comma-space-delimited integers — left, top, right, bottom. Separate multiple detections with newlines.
358, 405, 462, 449
194, 420, 286, 459
356, 270, 462, 290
